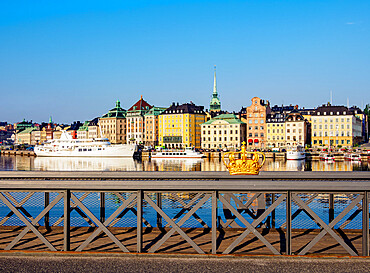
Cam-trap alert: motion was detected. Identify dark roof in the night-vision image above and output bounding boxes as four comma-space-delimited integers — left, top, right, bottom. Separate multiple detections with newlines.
266, 113, 286, 123
161, 102, 205, 115
313, 105, 351, 116
88, 117, 100, 126
128, 97, 152, 112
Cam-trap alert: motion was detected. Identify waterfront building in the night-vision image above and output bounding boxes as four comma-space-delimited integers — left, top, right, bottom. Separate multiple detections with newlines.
31, 129, 41, 145
15, 127, 36, 145
209, 66, 221, 113
126, 96, 152, 145
144, 106, 166, 147
15, 119, 33, 133
99, 100, 127, 144
311, 104, 362, 148
266, 113, 286, 149
350, 106, 368, 143
52, 125, 68, 140
201, 114, 246, 150
285, 110, 308, 147
67, 121, 83, 139
87, 117, 100, 139
240, 97, 270, 149
77, 121, 89, 139
159, 102, 206, 149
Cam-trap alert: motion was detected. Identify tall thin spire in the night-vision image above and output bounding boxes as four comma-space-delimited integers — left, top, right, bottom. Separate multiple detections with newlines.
210, 65, 221, 112
213, 65, 217, 95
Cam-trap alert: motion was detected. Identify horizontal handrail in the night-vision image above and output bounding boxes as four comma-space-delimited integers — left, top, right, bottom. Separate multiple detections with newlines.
0, 171, 369, 191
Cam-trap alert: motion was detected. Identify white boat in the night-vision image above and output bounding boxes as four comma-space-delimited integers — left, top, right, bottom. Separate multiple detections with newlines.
286, 146, 305, 160
34, 131, 136, 157
320, 153, 335, 161
344, 153, 362, 161
151, 147, 204, 158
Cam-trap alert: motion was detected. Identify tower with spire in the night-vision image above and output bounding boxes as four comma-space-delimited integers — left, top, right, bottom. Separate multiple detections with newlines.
210, 65, 221, 112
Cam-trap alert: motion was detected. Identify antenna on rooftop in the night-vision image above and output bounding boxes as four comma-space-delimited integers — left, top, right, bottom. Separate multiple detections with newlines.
330, 90, 333, 105
347, 98, 349, 109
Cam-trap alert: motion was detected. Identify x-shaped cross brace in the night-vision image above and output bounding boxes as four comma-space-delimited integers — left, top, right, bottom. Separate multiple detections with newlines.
0, 192, 37, 226
220, 193, 260, 228
166, 193, 208, 228
145, 192, 211, 254
73, 193, 138, 252
0, 192, 64, 251
293, 193, 361, 256
220, 193, 286, 254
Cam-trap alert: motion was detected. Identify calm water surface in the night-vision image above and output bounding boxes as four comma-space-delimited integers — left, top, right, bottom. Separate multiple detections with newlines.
0, 155, 369, 171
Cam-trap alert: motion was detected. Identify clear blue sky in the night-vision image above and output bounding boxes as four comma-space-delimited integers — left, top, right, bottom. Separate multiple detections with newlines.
0, 0, 369, 123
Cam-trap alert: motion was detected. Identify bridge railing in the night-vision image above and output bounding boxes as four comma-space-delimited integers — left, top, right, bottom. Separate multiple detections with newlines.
0, 171, 369, 255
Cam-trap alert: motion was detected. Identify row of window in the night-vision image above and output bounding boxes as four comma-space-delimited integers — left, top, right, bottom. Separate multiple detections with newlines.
203, 137, 239, 142
313, 118, 351, 123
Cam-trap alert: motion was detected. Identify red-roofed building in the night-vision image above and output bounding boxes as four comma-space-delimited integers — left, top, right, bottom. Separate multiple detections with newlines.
126, 96, 152, 144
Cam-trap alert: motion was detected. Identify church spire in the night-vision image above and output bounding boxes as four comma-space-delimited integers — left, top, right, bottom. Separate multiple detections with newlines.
213, 65, 217, 95
210, 65, 221, 112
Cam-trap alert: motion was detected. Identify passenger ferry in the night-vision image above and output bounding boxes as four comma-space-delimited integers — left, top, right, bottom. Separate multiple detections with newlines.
151, 147, 204, 159
34, 132, 136, 157
286, 146, 305, 160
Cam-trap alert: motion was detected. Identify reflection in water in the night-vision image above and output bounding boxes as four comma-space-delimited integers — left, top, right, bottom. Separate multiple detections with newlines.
0, 155, 369, 171
34, 157, 140, 171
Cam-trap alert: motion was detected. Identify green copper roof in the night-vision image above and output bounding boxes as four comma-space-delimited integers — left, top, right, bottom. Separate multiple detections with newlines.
77, 121, 89, 131
18, 127, 37, 134
202, 114, 245, 125
144, 106, 167, 116
101, 100, 126, 118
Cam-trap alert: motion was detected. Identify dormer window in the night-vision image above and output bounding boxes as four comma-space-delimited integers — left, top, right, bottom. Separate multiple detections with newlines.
317, 112, 320, 115
330, 112, 333, 115
324, 112, 326, 115
337, 112, 340, 115
344, 111, 346, 115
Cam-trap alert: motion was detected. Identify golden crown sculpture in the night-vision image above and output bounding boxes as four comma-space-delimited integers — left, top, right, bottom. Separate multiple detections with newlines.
222, 141, 266, 175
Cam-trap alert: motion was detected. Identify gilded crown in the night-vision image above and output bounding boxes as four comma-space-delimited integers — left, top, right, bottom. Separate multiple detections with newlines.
223, 142, 266, 175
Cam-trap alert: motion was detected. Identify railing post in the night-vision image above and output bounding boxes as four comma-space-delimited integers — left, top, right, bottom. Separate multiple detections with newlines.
137, 190, 143, 253
329, 193, 334, 223
64, 190, 71, 251
212, 190, 218, 254
44, 192, 49, 228
156, 192, 162, 228
363, 191, 369, 256
286, 191, 292, 255
271, 193, 275, 229
100, 192, 105, 223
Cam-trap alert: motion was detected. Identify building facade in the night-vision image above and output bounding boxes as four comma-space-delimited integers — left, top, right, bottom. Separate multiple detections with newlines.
144, 107, 166, 147
99, 100, 127, 144
311, 105, 362, 148
266, 113, 286, 148
159, 102, 206, 149
126, 96, 152, 145
201, 114, 246, 150
240, 97, 270, 149
285, 110, 308, 147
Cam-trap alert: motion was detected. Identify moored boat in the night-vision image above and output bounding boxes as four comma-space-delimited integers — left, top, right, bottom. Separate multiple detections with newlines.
151, 147, 204, 158
320, 153, 335, 161
344, 153, 362, 161
286, 145, 305, 160
34, 131, 136, 157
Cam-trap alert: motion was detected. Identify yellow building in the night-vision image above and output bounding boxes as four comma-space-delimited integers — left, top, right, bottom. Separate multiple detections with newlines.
266, 113, 286, 148
158, 102, 206, 149
311, 105, 362, 147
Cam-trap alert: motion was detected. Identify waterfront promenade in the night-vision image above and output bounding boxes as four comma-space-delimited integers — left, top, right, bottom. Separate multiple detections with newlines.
0, 171, 369, 256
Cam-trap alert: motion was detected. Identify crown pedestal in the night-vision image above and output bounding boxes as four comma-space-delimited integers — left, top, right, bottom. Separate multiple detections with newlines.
223, 142, 265, 175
